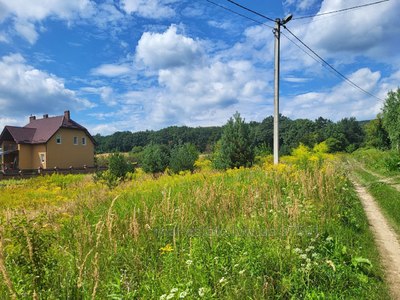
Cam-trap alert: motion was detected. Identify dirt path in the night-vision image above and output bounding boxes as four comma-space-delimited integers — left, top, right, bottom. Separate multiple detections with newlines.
352, 179, 400, 299
356, 163, 400, 192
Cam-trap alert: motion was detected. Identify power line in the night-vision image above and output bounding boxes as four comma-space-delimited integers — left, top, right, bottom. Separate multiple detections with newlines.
226, 0, 275, 22
293, 0, 390, 20
205, 0, 273, 29
209, 0, 385, 102
283, 26, 383, 102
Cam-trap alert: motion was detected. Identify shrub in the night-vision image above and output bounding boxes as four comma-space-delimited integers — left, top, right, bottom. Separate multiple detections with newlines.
169, 143, 199, 174
108, 152, 133, 179
141, 143, 170, 174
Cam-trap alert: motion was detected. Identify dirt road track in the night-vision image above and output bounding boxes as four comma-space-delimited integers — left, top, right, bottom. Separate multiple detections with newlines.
352, 180, 400, 299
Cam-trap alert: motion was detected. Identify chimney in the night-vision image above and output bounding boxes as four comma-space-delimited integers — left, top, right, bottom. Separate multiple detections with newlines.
29, 115, 36, 122
64, 110, 70, 121
43, 114, 48, 119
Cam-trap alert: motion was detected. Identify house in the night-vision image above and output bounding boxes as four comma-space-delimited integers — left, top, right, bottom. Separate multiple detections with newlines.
0, 111, 95, 172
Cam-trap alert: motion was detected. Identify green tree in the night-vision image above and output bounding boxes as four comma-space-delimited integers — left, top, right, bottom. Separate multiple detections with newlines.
141, 143, 170, 174
365, 114, 390, 150
108, 152, 133, 179
382, 88, 400, 151
169, 143, 199, 173
213, 112, 254, 169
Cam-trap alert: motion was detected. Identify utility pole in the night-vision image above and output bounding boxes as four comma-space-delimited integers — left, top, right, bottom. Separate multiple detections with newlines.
273, 14, 292, 165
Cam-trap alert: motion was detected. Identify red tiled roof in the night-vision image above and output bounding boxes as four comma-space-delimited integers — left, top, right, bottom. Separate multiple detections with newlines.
0, 112, 95, 145
24, 116, 63, 143
0, 126, 36, 143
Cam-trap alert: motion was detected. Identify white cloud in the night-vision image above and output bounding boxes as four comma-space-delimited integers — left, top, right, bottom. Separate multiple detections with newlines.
14, 20, 38, 44
136, 25, 203, 70
0, 53, 93, 117
81, 86, 117, 106
284, 0, 319, 12
90, 64, 131, 77
134, 26, 270, 128
283, 68, 382, 121
302, 0, 400, 64
0, 0, 94, 21
0, 0, 95, 43
120, 0, 176, 19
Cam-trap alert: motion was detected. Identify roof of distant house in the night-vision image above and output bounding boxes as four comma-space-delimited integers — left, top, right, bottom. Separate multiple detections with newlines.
0, 111, 95, 145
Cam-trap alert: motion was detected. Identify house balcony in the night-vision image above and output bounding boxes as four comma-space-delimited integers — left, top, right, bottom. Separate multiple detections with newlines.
0, 144, 19, 173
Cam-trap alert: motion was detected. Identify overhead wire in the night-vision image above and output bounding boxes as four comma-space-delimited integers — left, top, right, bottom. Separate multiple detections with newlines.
206, 0, 322, 68
282, 26, 384, 102
206, 0, 385, 102
205, 0, 274, 29
226, 0, 276, 22
293, 0, 390, 20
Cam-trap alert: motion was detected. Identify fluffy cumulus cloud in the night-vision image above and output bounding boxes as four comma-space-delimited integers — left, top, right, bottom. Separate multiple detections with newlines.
0, 53, 93, 117
120, 0, 176, 19
136, 25, 203, 70
130, 25, 271, 128
302, 0, 400, 63
0, 0, 95, 43
282, 68, 383, 121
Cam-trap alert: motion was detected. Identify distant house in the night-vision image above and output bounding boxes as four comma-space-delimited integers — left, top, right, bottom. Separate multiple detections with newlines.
0, 111, 95, 172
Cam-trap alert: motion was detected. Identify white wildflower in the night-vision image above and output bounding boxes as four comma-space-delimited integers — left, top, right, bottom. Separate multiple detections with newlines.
166, 294, 174, 300
179, 291, 188, 298
160, 294, 167, 300
198, 287, 205, 297
293, 248, 302, 254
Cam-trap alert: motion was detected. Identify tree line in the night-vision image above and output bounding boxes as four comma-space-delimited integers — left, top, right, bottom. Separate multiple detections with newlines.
94, 115, 366, 156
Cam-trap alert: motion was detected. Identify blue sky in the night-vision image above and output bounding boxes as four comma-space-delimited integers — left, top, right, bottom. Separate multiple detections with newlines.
0, 0, 399, 135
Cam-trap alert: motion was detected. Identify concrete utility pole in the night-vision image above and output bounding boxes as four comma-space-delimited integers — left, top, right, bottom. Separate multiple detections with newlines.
273, 14, 292, 165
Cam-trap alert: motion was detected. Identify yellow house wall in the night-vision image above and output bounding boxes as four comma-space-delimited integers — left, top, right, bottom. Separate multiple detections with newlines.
46, 128, 95, 169
18, 144, 32, 169
18, 144, 46, 169
31, 144, 47, 169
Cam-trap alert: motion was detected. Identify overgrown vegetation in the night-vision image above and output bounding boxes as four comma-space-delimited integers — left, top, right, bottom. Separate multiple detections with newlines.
0, 152, 389, 299
352, 148, 400, 234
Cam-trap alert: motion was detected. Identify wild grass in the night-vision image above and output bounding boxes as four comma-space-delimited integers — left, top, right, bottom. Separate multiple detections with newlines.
0, 155, 390, 299
352, 167, 400, 235
352, 148, 400, 177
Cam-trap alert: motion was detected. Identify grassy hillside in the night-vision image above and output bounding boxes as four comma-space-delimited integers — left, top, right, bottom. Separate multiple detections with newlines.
0, 156, 389, 299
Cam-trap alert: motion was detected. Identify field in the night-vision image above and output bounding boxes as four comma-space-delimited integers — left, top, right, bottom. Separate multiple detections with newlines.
0, 154, 390, 299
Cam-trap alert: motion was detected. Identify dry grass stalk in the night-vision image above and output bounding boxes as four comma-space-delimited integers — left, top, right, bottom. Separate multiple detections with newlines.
106, 195, 120, 247
22, 225, 38, 300
129, 208, 139, 241
77, 248, 93, 289
0, 229, 17, 300
91, 252, 99, 300
91, 219, 106, 299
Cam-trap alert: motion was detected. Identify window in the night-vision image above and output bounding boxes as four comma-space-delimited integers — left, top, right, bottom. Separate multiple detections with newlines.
56, 135, 61, 144
73, 136, 78, 145
82, 137, 86, 145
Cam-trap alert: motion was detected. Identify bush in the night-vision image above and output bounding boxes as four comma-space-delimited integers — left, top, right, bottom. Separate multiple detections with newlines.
108, 152, 133, 179
141, 143, 170, 174
169, 143, 199, 174
383, 152, 400, 171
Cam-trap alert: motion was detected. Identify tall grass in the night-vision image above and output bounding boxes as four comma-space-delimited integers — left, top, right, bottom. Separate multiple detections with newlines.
0, 157, 389, 299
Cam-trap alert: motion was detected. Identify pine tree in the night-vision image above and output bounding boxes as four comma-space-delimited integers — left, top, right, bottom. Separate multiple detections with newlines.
213, 112, 254, 169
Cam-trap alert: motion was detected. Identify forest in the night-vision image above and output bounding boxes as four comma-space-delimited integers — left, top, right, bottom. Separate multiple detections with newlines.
94, 115, 370, 155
